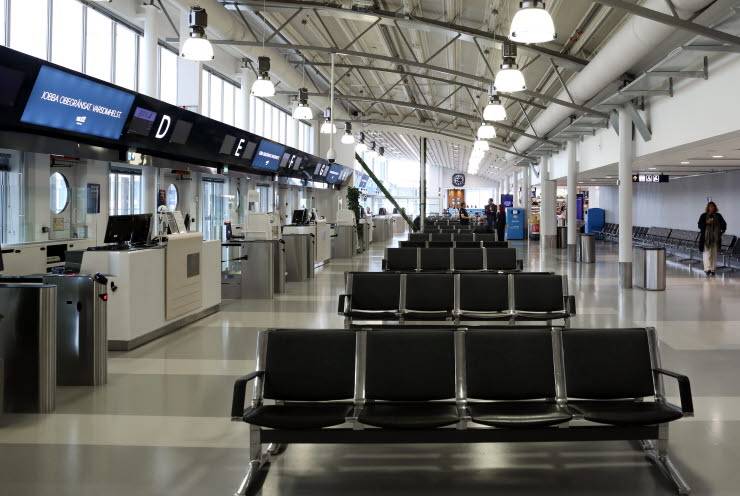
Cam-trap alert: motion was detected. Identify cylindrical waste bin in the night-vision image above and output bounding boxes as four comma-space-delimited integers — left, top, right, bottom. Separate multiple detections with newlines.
634, 246, 666, 291
579, 233, 595, 263
557, 226, 567, 249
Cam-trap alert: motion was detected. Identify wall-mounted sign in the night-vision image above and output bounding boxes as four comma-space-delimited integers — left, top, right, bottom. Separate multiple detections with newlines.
86, 183, 100, 214
632, 174, 669, 183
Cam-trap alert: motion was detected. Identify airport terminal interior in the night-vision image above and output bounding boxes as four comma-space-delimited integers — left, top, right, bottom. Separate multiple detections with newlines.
2, 0, 740, 495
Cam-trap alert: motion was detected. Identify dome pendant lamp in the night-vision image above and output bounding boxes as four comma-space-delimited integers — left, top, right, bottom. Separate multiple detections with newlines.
509, 1, 556, 44
252, 56, 276, 97
320, 108, 336, 134
355, 132, 368, 153
477, 122, 496, 140
483, 83, 507, 122
292, 88, 313, 120
181, 7, 214, 61
494, 41, 526, 93
341, 122, 355, 145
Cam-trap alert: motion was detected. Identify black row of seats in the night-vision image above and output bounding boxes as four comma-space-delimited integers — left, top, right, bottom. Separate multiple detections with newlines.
231, 328, 693, 493
401, 240, 508, 249
410, 233, 505, 243
384, 247, 521, 272
339, 272, 574, 326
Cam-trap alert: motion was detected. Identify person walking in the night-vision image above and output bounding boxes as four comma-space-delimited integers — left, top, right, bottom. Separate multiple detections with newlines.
459, 202, 471, 226
495, 204, 507, 242
698, 201, 727, 276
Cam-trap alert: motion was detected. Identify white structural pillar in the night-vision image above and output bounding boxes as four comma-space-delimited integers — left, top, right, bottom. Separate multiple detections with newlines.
141, 4, 159, 98
513, 171, 520, 207
618, 107, 634, 288
567, 139, 578, 262
238, 62, 256, 131
523, 165, 531, 236
541, 156, 557, 249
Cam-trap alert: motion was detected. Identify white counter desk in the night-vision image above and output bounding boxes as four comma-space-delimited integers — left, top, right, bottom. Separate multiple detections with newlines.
80, 238, 221, 350
283, 220, 331, 267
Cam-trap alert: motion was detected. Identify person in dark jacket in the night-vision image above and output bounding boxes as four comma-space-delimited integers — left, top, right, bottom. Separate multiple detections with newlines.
495, 204, 507, 242
459, 202, 471, 226
484, 198, 496, 229
698, 201, 727, 276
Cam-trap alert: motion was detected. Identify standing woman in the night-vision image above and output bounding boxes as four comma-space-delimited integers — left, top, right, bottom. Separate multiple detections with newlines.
495, 204, 507, 242
698, 201, 727, 276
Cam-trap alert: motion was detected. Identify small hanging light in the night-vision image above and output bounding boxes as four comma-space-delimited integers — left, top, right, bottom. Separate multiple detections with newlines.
355, 132, 368, 153
494, 41, 526, 93
320, 108, 336, 134
292, 88, 312, 120
474, 139, 490, 152
341, 122, 355, 144
368, 141, 378, 158
483, 83, 507, 122
378, 146, 386, 164
251, 56, 276, 97
509, 1, 556, 44
181, 7, 214, 61
477, 123, 497, 140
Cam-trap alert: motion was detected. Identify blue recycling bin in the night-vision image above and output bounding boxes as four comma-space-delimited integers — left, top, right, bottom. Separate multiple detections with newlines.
585, 208, 605, 236
505, 207, 525, 240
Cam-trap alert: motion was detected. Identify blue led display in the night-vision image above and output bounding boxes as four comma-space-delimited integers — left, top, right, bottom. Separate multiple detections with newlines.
325, 164, 342, 183
252, 139, 286, 171
21, 66, 135, 139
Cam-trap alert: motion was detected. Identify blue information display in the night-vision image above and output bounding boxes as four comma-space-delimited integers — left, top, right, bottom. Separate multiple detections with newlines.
501, 194, 514, 208
21, 66, 135, 139
358, 174, 369, 189
326, 164, 342, 183
505, 207, 525, 240
252, 139, 285, 171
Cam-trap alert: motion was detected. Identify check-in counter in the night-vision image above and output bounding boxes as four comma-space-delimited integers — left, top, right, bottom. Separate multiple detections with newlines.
393, 214, 407, 236
1, 239, 96, 275
79, 237, 221, 350
283, 220, 331, 267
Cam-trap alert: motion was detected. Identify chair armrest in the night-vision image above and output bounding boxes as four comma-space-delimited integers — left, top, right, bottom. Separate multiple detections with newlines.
516, 259, 523, 271
566, 295, 576, 315
381, 259, 387, 271
654, 368, 694, 416
338, 294, 350, 314
231, 371, 265, 419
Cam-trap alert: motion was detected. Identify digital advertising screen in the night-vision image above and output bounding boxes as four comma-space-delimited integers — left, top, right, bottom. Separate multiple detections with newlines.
358, 173, 369, 189
325, 164, 342, 183
252, 139, 285, 171
0, 66, 26, 107
21, 66, 135, 139
169, 120, 193, 144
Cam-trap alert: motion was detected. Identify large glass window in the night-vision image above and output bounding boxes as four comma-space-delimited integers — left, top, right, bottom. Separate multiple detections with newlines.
115, 24, 138, 91
50, 172, 70, 214
51, 0, 83, 71
9, 0, 48, 59
86, 8, 113, 82
109, 170, 142, 215
159, 46, 178, 105
201, 70, 210, 116
202, 179, 225, 241
298, 121, 314, 154
223, 81, 235, 126
209, 74, 222, 122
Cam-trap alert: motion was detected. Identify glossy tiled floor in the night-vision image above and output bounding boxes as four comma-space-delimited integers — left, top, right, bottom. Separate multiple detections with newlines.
1, 236, 740, 495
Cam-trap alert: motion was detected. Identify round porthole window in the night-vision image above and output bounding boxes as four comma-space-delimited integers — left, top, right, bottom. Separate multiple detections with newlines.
167, 184, 179, 211
50, 172, 70, 214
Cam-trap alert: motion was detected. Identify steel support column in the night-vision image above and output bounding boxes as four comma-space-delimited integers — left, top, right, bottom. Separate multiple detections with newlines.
618, 107, 634, 288
523, 165, 531, 238
141, 4, 159, 98
513, 171, 520, 208
567, 139, 578, 262
420, 138, 427, 233
541, 156, 557, 250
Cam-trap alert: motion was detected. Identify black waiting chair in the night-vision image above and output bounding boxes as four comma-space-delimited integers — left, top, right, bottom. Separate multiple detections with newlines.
357, 330, 459, 429
453, 248, 484, 271
465, 329, 573, 427
512, 273, 572, 325
486, 248, 518, 271
481, 241, 509, 248
385, 248, 418, 271
716, 234, 737, 271
430, 233, 452, 242
455, 241, 482, 249
403, 273, 455, 321
340, 273, 401, 321
455, 273, 510, 322
420, 248, 452, 271
455, 234, 475, 242
428, 241, 454, 248
409, 233, 428, 243
400, 241, 426, 248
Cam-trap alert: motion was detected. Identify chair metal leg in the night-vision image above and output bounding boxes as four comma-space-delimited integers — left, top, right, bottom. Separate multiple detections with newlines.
642, 424, 691, 495
267, 443, 288, 456
235, 425, 271, 496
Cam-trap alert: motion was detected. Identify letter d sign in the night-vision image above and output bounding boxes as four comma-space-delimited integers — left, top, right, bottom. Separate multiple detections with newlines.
155, 115, 171, 139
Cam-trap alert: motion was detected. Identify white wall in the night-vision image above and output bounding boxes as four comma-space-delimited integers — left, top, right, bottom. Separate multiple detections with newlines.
599, 170, 738, 232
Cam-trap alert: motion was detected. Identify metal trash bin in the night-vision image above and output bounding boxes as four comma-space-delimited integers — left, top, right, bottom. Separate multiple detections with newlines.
579, 233, 595, 263
284, 234, 310, 282
634, 246, 666, 291
0, 283, 57, 413
243, 241, 276, 299
557, 226, 567, 249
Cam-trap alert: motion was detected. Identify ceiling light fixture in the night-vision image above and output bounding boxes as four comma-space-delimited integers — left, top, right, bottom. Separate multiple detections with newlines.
378, 146, 386, 164
181, 7, 214, 61
649, 167, 657, 170
320, 108, 336, 134
341, 122, 355, 145
292, 88, 312, 120
483, 84, 507, 122
494, 41, 526, 93
355, 132, 368, 153
474, 139, 489, 152
680, 161, 690, 165
368, 141, 378, 158
252, 56, 275, 97
509, 1, 556, 44
477, 122, 497, 140
712, 155, 724, 158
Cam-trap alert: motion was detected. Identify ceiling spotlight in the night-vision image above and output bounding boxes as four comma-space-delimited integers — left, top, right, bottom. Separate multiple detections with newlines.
355, 132, 368, 153
251, 56, 275, 97
680, 161, 690, 165
483, 84, 507, 122
474, 139, 489, 152
494, 41, 526, 93
181, 7, 214, 61
712, 155, 724, 158
477, 123, 497, 140
341, 122, 355, 145
378, 147, 386, 164
292, 88, 313, 120
320, 108, 336, 134
509, 1, 556, 44
649, 167, 657, 170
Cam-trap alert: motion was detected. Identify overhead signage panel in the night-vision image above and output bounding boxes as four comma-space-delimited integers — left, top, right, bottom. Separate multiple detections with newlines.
21, 66, 134, 139
632, 174, 669, 183
252, 140, 285, 171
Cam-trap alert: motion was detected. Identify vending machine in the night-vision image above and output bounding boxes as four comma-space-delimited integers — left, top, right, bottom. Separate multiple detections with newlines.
505, 207, 525, 240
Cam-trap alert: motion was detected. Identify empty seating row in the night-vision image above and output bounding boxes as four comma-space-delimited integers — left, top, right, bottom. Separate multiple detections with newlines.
339, 272, 574, 326
384, 247, 521, 272
400, 240, 509, 249
231, 327, 693, 495
409, 233, 506, 243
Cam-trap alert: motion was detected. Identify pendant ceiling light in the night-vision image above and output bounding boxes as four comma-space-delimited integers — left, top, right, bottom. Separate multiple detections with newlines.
181, 7, 214, 61
483, 84, 507, 122
477, 123, 497, 140
252, 56, 275, 97
341, 122, 355, 144
509, 1, 556, 44
494, 41, 526, 93
292, 88, 313, 120
320, 108, 336, 134
355, 132, 368, 153
378, 146, 386, 164
474, 139, 490, 152
368, 141, 378, 158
